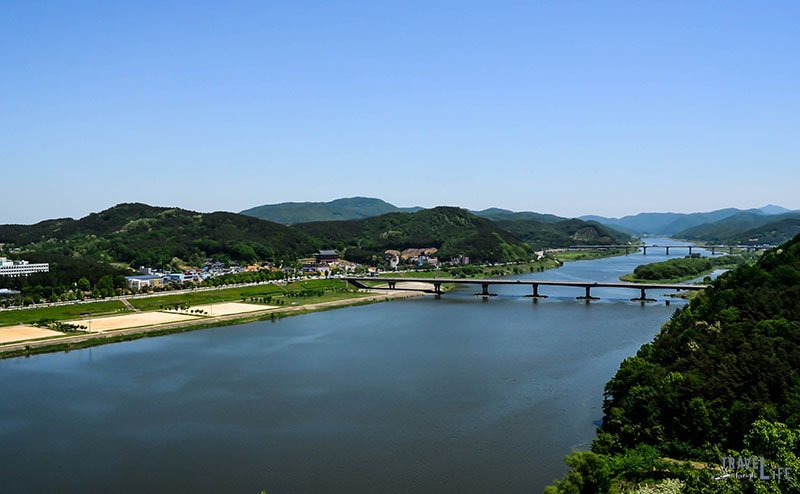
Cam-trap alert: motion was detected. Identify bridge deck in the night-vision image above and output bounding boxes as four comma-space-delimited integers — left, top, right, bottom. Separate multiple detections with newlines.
345, 277, 708, 291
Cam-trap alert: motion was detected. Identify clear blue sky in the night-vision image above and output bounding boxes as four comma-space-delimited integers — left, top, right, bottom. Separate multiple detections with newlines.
2, 1, 799, 224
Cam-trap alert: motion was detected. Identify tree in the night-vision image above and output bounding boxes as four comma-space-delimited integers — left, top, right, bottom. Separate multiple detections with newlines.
77, 277, 91, 292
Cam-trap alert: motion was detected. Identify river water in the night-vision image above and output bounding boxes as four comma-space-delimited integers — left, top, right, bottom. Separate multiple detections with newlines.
0, 238, 711, 493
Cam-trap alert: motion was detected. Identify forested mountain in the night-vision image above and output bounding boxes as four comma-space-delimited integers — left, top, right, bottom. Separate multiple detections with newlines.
582, 205, 796, 235
677, 211, 800, 245
240, 197, 422, 224
293, 207, 532, 263
0, 203, 318, 267
493, 218, 631, 250
472, 208, 565, 224
546, 234, 800, 493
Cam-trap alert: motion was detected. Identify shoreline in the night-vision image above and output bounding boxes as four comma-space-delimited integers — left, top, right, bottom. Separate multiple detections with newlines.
0, 248, 633, 359
0, 289, 423, 359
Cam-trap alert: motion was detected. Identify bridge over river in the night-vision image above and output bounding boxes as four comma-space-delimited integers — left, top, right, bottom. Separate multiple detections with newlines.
556, 243, 774, 255
344, 276, 708, 302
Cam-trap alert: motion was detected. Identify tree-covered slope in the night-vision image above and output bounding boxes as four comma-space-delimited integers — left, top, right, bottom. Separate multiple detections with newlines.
294, 207, 532, 263
472, 208, 566, 224
240, 197, 422, 224
0, 203, 318, 267
494, 218, 631, 250
546, 234, 800, 493
677, 211, 800, 244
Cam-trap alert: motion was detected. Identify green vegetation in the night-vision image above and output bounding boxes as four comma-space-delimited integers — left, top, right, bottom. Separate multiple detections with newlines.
0, 289, 401, 360
494, 218, 631, 250
0, 300, 129, 327
0, 279, 363, 328
553, 248, 631, 262
620, 255, 749, 283
677, 211, 800, 245
128, 279, 358, 311
240, 197, 421, 224
294, 206, 533, 263
546, 234, 800, 493
0, 202, 318, 268
473, 208, 566, 224
380, 258, 561, 279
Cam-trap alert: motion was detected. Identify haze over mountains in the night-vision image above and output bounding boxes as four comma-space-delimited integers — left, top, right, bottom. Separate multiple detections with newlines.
580, 205, 800, 241
242, 197, 800, 246
0, 201, 630, 277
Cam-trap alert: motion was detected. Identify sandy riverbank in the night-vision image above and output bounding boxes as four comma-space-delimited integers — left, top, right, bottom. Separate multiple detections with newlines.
0, 289, 424, 357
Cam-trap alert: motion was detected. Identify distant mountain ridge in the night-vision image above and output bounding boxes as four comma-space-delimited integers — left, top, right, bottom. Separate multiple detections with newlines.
0, 203, 318, 267
676, 211, 800, 244
471, 208, 565, 224
292, 207, 532, 264
241, 197, 422, 224
581, 205, 797, 235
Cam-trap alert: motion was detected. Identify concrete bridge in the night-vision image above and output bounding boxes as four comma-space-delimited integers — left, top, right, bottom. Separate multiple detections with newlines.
344, 277, 709, 303
556, 244, 774, 255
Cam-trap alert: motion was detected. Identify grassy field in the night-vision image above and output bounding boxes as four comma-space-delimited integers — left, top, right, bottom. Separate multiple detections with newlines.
551, 248, 631, 262
0, 279, 363, 327
0, 300, 129, 327
131, 279, 359, 310
619, 271, 720, 284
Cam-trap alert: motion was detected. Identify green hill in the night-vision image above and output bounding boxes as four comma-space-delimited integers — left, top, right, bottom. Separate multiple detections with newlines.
240, 197, 422, 224
546, 234, 800, 493
677, 211, 800, 244
472, 208, 565, 224
293, 207, 532, 264
0, 203, 318, 268
493, 218, 631, 250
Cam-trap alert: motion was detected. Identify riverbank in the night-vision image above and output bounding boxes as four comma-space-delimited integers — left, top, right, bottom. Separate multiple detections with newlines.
618, 254, 747, 284
0, 289, 423, 359
0, 249, 632, 359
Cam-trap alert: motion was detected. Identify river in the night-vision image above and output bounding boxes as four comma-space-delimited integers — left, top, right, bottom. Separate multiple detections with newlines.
0, 238, 712, 493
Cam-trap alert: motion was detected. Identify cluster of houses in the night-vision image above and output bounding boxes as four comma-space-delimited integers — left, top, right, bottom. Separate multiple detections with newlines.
123, 258, 267, 290
384, 248, 439, 270
382, 248, 470, 270
300, 250, 358, 276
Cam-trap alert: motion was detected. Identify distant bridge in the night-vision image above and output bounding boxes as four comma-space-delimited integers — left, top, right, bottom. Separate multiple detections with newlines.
344, 277, 709, 302
553, 244, 774, 255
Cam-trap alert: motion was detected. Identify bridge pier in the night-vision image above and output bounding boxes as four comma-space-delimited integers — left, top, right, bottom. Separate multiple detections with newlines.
388, 282, 396, 290
523, 283, 548, 299
665, 246, 670, 255
433, 282, 442, 298
710, 247, 716, 255
474, 283, 497, 297
729, 247, 734, 254
688, 246, 693, 255
576, 285, 600, 302
630, 287, 656, 303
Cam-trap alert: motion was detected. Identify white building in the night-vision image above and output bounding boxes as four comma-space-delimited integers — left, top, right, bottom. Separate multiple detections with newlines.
124, 275, 164, 290
0, 257, 50, 277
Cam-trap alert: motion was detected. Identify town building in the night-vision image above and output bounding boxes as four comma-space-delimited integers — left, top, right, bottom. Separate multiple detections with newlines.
315, 250, 339, 263
0, 288, 21, 301
384, 250, 400, 270
0, 257, 50, 277
124, 275, 164, 290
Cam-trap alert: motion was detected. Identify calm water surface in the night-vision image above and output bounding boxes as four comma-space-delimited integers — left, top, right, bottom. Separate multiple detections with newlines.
0, 239, 710, 493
